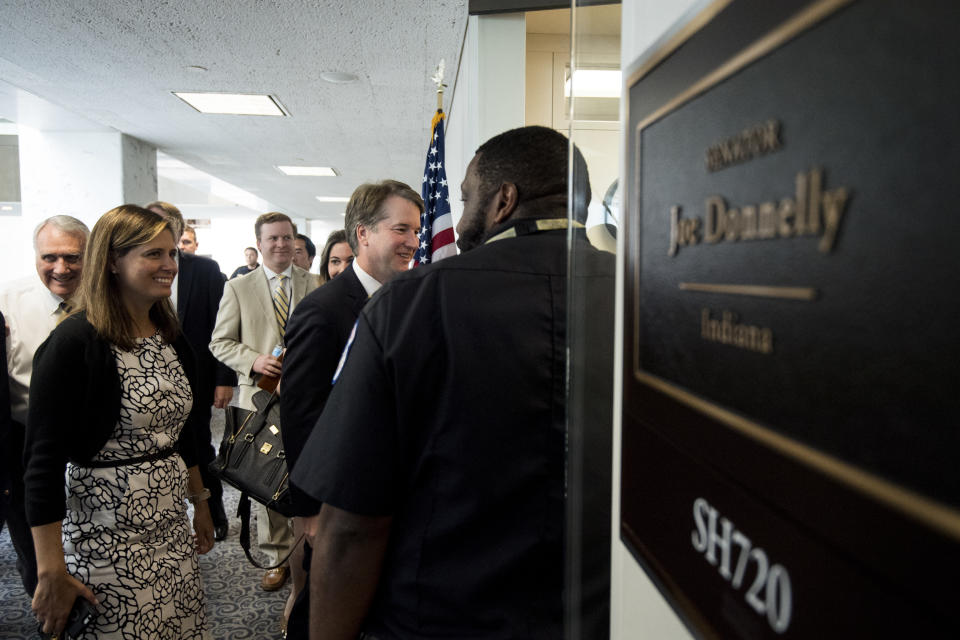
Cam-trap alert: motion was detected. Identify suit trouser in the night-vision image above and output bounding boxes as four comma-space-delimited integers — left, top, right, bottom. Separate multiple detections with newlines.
256, 501, 294, 565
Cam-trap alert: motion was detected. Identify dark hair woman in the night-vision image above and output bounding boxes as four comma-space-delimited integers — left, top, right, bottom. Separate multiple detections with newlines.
318, 229, 354, 283
25, 205, 214, 639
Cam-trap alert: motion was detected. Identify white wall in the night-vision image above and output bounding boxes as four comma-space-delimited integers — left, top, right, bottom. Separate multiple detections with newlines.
446, 13, 527, 234
611, 1, 704, 639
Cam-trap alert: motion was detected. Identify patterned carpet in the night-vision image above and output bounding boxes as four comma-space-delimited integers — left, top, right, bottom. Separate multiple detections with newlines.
0, 409, 290, 640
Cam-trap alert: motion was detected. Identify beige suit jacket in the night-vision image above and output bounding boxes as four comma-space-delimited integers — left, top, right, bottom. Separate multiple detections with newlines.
209, 265, 317, 410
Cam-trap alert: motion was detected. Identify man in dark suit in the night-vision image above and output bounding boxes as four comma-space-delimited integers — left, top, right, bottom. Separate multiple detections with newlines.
176, 250, 237, 539
147, 201, 236, 540
280, 180, 424, 639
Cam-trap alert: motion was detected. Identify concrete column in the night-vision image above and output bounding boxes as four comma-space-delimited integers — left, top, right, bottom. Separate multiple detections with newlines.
2, 129, 157, 280
18, 129, 157, 230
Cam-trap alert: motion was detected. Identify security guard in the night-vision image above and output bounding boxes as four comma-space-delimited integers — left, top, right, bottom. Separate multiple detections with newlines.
291, 126, 614, 639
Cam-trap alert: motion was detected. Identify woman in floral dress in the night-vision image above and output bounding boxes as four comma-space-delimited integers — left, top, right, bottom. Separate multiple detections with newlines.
25, 205, 215, 639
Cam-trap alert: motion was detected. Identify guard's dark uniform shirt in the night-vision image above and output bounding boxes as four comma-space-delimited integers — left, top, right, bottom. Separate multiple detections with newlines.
291, 219, 614, 639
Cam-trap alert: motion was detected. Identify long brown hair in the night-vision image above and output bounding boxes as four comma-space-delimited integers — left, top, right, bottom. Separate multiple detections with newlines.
72, 205, 180, 350
319, 229, 352, 284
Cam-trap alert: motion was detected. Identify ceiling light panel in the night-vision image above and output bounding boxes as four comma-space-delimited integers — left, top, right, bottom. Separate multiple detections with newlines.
316, 196, 350, 203
278, 166, 338, 176
173, 92, 288, 116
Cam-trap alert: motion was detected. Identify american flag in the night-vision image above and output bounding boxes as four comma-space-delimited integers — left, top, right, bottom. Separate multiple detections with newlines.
414, 110, 456, 265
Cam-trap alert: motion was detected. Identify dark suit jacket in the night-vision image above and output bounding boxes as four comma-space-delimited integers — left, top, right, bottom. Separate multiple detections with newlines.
281, 264, 368, 513
177, 252, 237, 406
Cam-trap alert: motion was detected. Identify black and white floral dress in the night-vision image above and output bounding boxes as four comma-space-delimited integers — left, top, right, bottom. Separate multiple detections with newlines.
62, 333, 210, 639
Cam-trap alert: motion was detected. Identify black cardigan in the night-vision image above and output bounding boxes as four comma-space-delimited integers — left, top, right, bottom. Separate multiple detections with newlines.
23, 312, 204, 527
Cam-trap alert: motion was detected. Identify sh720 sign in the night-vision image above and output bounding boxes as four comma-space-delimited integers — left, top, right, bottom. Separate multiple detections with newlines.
692, 498, 793, 633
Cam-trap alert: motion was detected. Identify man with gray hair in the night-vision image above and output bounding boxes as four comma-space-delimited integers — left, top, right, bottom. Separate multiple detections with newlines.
1, 215, 89, 596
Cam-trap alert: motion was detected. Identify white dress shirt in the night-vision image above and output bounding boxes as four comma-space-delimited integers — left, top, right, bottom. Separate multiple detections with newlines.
1, 277, 69, 424
261, 263, 293, 300
352, 261, 383, 298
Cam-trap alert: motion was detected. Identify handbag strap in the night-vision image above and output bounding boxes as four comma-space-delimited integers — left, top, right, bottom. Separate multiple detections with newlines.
230, 388, 281, 443
236, 492, 305, 570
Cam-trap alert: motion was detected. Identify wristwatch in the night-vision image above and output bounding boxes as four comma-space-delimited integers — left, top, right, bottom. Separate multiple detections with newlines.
188, 488, 211, 505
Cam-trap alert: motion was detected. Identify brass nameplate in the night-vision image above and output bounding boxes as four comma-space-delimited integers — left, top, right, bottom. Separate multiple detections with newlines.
269, 425, 280, 436
259, 442, 273, 455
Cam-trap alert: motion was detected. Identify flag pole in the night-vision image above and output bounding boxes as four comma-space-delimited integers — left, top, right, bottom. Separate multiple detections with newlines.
416, 59, 456, 265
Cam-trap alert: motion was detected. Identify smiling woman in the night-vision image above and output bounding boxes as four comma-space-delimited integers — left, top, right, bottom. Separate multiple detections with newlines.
23, 205, 215, 639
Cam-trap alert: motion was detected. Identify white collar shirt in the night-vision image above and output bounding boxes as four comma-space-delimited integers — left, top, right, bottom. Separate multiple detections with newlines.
352, 261, 382, 298
0, 277, 69, 424
262, 264, 294, 300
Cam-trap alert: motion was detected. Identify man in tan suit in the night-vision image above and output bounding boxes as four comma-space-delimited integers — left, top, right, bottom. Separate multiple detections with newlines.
210, 211, 317, 590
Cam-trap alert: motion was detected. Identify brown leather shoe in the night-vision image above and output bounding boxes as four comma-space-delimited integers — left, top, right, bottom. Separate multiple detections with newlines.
261, 566, 289, 591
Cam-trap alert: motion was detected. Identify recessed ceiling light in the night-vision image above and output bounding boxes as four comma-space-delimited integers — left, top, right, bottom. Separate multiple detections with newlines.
320, 71, 359, 84
173, 92, 288, 116
316, 196, 350, 203
278, 166, 338, 177
186, 65, 208, 73
0, 205, 13, 211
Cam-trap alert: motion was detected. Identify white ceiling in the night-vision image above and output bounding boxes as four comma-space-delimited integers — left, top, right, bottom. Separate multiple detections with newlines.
0, 0, 469, 223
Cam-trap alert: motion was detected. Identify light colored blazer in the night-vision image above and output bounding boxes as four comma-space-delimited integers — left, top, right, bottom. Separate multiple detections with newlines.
210, 265, 317, 410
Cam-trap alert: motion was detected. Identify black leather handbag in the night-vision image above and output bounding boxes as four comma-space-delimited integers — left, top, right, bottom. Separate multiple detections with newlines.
211, 389, 301, 568
212, 389, 294, 516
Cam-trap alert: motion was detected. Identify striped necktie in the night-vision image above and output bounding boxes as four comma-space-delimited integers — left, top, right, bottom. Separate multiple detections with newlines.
272, 274, 289, 337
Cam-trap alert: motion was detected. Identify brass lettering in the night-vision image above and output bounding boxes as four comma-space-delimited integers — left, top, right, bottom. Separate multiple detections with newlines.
682, 217, 700, 246
724, 208, 740, 241
778, 199, 796, 237
757, 202, 778, 239
669, 206, 701, 256
740, 205, 758, 240
761, 120, 781, 150
677, 167, 848, 252
819, 187, 849, 253
794, 171, 808, 235
669, 206, 680, 257
705, 196, 726, 244
700, 308, 774, 354
705, 119, 784, 172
